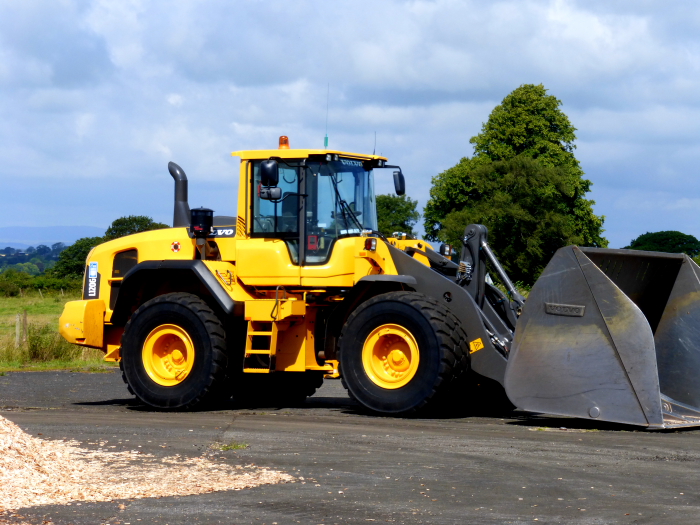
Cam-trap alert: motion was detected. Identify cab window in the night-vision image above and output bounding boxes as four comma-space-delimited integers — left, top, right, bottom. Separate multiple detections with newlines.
251, 161, 300, 262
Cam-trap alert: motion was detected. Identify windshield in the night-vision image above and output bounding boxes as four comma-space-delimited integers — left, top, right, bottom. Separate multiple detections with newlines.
251, 157, 378, 265
306, 158, 377, 235
303, 159, 377, 264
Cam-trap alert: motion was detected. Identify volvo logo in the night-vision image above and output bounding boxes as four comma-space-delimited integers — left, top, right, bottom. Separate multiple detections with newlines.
544, 302, 585, 317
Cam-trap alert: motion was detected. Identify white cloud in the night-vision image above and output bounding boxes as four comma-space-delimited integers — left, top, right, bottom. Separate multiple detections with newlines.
75, 113, 95, 139
0, 0, 700, 247
166, 94, 184, 107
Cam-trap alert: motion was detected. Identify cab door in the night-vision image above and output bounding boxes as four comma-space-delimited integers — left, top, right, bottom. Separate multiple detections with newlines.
236, 161, 302, 286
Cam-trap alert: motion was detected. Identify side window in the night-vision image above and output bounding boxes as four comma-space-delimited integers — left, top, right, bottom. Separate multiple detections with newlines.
251, 161, 300, 263
251, 162, 300, 236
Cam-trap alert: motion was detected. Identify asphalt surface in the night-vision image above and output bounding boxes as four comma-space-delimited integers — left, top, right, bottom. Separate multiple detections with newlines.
1, 370, 699, 525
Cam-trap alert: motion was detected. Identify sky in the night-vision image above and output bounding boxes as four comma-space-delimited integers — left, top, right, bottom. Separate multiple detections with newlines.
1, 0, 699, 248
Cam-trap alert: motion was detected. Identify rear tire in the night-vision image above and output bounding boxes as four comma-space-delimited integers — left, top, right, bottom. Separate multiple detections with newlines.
339, 291, 469, 415
120, 293, 228, 409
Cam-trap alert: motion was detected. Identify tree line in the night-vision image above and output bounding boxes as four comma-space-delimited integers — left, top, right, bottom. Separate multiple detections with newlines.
0, 243, 67, 275
0, 216, 167, 296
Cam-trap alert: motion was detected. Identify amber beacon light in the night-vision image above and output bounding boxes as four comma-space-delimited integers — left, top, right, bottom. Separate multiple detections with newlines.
279, 135, 290, 149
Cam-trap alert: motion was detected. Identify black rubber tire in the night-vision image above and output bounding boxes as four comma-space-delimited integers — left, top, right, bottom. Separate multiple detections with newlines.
339, 291, 469, 416
120, 292, 228, 410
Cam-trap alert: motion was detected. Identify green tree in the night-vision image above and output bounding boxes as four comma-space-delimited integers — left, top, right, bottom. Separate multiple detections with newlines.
376, 194, 420, 237
51, 242, 66, 258
469, 84, 580, 168
625, 231, 700, 256
423, 156, 481, 240
49, 237, 104, 279
104, 215, 169, 241
35, 245, 51, 257
424, 83, 607, 279
10, 262, 41, 275
440, 156, 602, 284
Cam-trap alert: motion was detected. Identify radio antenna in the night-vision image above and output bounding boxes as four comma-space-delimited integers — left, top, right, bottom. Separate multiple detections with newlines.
324, 83, 329, 149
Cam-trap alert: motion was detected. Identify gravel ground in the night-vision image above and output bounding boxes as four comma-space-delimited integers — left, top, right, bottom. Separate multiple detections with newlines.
1, 370, 699, 524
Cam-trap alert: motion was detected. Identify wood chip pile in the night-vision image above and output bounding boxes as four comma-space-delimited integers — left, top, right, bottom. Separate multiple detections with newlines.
0, 415, 293, 513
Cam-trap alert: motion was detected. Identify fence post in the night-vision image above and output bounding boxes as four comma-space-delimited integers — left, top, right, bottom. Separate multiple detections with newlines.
23, 310, 28, 343
38, 289, 43, 299
15, 313, 20, 348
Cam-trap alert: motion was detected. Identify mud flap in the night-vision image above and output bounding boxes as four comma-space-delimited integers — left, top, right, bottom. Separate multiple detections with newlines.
505, 246, 700, 429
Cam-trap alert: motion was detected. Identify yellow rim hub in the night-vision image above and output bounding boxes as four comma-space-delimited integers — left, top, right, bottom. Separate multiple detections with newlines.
362, 323, 419, 389
142, 324, 195, 386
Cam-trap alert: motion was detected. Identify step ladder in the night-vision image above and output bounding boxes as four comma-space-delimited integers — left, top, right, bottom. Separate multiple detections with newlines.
243, 297, 305, 373
243, 320, 279, 373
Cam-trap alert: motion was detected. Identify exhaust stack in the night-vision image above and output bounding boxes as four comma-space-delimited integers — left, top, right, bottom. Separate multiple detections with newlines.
168, 161, 190, 228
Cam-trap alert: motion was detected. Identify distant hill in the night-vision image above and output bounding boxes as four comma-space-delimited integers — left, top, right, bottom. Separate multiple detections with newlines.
0, 226, 105, 249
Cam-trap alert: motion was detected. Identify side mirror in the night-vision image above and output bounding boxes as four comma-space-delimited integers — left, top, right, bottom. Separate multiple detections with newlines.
260, 159, 279, 187
260, 186, 282, 200
393, 170, 406, 196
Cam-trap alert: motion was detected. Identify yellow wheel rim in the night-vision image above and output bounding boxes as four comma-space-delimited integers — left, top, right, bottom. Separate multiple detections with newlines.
142, 324, 195, 386
362, 323, 420, 389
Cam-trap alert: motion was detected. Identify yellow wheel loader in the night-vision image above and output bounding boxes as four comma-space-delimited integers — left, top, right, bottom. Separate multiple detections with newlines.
59, 136, 700, 428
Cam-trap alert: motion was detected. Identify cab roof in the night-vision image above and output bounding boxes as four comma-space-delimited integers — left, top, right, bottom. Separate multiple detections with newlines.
231, 148, 388, 162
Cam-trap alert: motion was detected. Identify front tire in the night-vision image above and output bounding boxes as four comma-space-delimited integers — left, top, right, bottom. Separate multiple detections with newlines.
120, 293, 228, 409
339, 291, 469, 415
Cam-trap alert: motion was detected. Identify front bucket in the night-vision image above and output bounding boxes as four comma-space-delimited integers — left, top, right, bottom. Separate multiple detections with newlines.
505, 246, 700, 429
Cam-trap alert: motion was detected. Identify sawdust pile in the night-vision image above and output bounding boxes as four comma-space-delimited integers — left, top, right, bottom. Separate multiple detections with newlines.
0, 415, 293, 513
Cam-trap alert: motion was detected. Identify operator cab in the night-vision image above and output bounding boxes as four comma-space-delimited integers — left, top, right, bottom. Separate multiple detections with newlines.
248, 137, 404, 266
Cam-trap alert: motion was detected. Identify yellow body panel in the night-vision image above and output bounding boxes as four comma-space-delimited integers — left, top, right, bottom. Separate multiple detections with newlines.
104, 344, 121, 361
86, 228, 195, 323
201, 261, 258, 303
244, 298, 306, 321
89, 227, 195, 262
236, 238, 300, 286
300, 238, 357, 287
212, 233, 237, 260
356, 238, 400, 279
59, 299, 105, 348
299, 237, 400, 287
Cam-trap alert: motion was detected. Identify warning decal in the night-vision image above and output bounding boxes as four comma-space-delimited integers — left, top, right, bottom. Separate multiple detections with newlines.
469, 338, 484, 354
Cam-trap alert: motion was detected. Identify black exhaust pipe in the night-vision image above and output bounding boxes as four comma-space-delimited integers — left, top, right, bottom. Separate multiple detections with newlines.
168, 161, 191, 228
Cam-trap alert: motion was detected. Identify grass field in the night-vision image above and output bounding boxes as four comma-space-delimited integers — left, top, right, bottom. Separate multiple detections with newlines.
0, 291, 116, 372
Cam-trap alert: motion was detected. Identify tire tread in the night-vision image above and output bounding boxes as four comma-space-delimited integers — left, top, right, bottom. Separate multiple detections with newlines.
120, 292, 229, 410
339, 291, 470, 415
